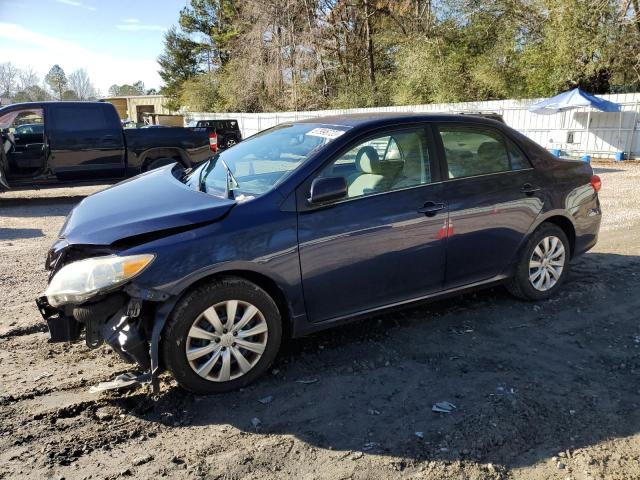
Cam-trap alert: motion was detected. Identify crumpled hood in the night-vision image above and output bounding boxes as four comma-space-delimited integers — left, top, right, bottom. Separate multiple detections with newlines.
61, 165, 235, 245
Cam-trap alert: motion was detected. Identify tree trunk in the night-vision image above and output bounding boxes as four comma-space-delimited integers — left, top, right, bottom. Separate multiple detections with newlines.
363, 0, 377, 97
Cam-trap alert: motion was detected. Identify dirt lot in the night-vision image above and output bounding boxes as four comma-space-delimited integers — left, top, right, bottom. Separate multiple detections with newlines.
1, 165, 639, 480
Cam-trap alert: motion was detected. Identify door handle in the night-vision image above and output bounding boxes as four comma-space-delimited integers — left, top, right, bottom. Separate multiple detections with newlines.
417, 201, 446, 217
521, 183, 541, 195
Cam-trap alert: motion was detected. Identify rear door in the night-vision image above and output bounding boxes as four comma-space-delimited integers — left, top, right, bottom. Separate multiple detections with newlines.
436, 123, 544, 287
297, 125, 449, 323
47, 103, 125, 180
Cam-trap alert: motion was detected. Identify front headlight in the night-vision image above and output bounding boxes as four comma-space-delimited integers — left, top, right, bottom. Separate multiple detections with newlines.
45, 254, 155, 307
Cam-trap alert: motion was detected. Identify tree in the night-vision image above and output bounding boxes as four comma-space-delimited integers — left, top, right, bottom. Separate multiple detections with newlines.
158, 26, 204, 110
158, 0, 640, 112
13, 85, 50, 103
68, 68, 97, 100
61, 89, 79, 101
107, 81, 147, 96
0, 62, 19, 98
45, 65, 68, 100
179, 71, 220, 111
17, 66, 39, 92
178, 0, 240, 68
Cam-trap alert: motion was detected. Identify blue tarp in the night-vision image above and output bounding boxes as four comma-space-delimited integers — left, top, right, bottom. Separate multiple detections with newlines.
528, 88, 620, 115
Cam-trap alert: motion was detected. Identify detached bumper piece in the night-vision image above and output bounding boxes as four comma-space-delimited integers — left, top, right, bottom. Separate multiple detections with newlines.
36, 296, 83, 342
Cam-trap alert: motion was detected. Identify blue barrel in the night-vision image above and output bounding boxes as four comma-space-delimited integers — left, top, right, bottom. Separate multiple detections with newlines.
551, 149, 561, 157
581, 155, 591, 163
615, 152, 625, 161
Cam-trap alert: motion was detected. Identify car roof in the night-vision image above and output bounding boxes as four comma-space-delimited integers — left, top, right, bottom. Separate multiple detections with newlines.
294, 112, 505, 129
0, 101, 109, 111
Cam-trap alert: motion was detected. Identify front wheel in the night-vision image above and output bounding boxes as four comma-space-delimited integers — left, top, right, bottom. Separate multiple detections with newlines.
506, 223, 570, 301
162, 277, 282, 394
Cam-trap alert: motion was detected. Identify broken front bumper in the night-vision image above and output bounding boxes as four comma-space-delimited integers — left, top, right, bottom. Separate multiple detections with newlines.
35, 285, 177, 395
36, 295, 83, 342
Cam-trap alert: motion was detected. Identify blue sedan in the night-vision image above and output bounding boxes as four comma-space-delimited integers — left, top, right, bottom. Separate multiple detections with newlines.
36, 113, 602, 394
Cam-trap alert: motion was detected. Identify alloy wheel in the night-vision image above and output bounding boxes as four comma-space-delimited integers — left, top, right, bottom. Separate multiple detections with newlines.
528, 235, 566, 291
185, 300, 268, 382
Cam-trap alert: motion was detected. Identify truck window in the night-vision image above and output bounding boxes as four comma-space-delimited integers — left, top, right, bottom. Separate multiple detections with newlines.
50, 105, 110, 132
0, 108, 44, 132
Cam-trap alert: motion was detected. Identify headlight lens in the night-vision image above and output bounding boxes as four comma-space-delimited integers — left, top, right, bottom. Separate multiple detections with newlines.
45, 254, 155, 307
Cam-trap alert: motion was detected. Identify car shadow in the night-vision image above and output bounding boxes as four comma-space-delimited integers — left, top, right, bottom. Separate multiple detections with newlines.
0, 198, 79, 218
0, 195, 86, 209
110, 251, 640, 469
592, 166, 626, 174
0, 227, 44, 240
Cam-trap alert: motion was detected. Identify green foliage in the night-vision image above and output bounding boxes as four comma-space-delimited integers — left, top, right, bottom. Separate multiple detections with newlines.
179, 72, 220, 111
159, 0, 640, 112
45, 65, 67, 100
12, 85, 50, 103
108, 82, 147, 97
158, 26, 204, 110
61, 89, 79, 101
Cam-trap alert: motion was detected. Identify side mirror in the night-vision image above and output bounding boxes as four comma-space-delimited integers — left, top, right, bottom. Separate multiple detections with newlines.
308, 176, 348, 205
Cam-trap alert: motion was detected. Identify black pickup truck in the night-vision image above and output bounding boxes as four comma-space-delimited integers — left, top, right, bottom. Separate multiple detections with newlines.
0, 101, 212, 190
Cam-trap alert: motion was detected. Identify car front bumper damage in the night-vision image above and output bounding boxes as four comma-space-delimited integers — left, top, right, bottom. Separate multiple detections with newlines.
35, 284, 176, 395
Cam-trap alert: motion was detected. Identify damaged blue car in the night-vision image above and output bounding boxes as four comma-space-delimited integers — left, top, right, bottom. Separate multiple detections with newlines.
36, 113, 602, 394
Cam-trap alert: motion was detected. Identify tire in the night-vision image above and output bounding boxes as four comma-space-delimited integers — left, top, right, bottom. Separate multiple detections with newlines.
146, 157, 177, 171
162, 277, 282, 394
506, 223, 571, 301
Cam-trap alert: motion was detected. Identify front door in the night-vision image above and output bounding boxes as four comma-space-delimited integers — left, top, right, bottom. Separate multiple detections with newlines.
47, 103, 125, 180
0, 107, 46, 177
436, 123, 544, 287
297, 126, 448, 323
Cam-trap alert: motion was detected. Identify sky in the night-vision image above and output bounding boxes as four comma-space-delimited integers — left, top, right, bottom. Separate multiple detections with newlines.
0, 0, 189, 95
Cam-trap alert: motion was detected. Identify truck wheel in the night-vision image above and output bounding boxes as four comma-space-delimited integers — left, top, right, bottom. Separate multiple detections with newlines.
146, 157, 177, 171
162, 277, 282, 394
506, 223, 570, 301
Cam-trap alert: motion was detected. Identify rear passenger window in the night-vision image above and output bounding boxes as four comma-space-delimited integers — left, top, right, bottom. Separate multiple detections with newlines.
51, 106, 109, 132
438, 126, 528, 179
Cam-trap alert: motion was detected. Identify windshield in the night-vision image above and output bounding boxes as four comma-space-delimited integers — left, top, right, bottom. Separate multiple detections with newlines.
184, 123, 349, 199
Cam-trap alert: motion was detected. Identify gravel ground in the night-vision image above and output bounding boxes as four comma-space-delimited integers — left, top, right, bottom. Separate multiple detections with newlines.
1, 164, 640, 480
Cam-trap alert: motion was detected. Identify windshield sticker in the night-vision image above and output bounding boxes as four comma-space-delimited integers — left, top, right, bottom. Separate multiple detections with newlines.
306, 127, 346, 139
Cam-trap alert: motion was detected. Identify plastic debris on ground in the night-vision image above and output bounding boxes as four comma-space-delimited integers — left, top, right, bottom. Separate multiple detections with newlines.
251, 417, 262, 430
89, 372, 151, 393
432, 401, 457, 413
295, 378, 319, 384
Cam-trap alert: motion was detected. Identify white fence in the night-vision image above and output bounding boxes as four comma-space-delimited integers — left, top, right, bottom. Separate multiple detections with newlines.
186, 93, 640, 160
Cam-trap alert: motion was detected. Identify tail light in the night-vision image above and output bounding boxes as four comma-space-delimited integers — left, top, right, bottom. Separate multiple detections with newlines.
590, 175, 601, 193
208, 132, 218, 153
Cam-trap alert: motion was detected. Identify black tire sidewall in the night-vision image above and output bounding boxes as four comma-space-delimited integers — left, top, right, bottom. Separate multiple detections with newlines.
514, 224, 571, 301
162, 279, 282, 394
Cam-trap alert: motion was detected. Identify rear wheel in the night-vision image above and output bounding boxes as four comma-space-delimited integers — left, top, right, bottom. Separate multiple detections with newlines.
162, 277, 282, 394
506, 223, 570, 301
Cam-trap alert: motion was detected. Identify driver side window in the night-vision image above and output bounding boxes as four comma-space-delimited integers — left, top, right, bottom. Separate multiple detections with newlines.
0, 108, 44, 134
319, 129, 431, 199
